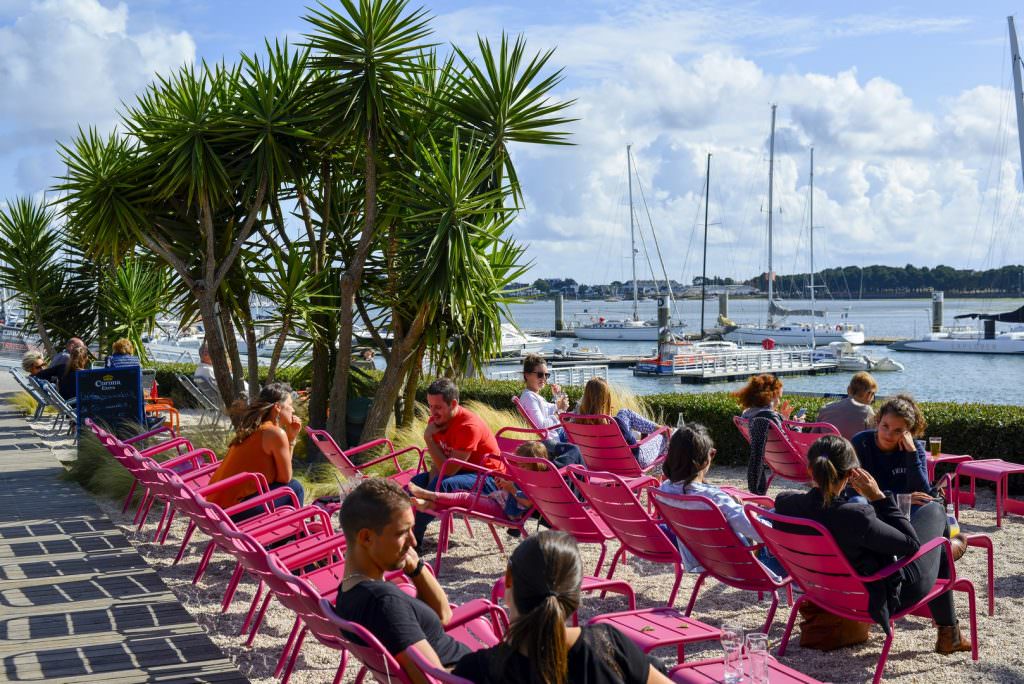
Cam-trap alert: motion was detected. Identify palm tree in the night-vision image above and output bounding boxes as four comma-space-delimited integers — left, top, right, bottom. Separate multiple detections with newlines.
304, 0, 433, 444
98, 257, 168, 364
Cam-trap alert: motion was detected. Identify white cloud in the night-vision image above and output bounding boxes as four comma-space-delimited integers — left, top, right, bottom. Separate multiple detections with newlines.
0, 0, 194, 191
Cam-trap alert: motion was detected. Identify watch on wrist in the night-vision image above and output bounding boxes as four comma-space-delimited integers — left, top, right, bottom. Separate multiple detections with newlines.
405, 557, 425, 578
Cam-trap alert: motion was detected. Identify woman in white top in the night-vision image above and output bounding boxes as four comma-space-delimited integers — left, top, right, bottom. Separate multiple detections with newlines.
519, 354, 582, 467
658, 424, 785, 579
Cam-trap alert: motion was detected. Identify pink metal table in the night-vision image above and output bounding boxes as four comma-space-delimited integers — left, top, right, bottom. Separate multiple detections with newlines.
926, 452, 973, 484
954, 458, 1024, 527
588, 608, 721, 663
669, 656, 823, 683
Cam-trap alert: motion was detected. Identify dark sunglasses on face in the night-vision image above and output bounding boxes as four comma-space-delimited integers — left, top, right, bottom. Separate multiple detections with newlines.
532, 371, 551, 379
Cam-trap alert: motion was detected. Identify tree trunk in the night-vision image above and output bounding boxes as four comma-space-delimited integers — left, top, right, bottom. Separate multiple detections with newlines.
326, 127, 379, 446
196, 293, 237, 407
401, 341, 426, 426
359, 339, 411, 443
239, 303, 259, 401
31, 300, 54, 358
265, 314, 291, 384
217, 300, 246, 399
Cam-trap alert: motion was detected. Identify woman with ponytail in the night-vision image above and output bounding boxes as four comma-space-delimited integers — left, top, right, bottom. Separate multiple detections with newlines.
453, 530, 670, 684
775, 435, 972, 654
205, 383, 304, 518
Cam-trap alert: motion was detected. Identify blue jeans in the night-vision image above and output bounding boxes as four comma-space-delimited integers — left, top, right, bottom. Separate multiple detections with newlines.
411, 471, 498, 545
544, 439, 583, 468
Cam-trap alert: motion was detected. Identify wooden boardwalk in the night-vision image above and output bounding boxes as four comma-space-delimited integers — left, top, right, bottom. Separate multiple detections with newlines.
0, 402, 248, 683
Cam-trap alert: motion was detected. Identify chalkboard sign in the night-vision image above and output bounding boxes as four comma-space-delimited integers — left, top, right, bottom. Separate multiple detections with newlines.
76, 366, 144, 437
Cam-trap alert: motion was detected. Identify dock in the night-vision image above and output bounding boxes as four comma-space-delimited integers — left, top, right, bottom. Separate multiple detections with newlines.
488, 353, 646, 368
634, 348, 839, 384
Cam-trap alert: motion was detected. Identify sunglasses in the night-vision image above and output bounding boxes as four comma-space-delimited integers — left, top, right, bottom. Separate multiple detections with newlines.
532, 371, 551, 379
33, 363, 45, 370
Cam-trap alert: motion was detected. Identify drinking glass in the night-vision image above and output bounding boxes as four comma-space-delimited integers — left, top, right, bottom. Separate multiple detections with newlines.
897, 493, 912, 517
745, 632, 770, 684
721, 622, 744, 683
929, 436, 942, 458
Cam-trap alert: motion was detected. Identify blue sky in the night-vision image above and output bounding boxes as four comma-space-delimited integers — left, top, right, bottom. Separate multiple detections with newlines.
1, 1, 1022, 284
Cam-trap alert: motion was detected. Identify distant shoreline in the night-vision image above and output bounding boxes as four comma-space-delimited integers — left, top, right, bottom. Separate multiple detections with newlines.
517, 292, 1023, 302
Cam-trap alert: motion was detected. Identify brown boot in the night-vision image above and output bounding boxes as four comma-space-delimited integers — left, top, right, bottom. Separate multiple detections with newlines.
935, 623, 972, 654
950, 534, 968, 562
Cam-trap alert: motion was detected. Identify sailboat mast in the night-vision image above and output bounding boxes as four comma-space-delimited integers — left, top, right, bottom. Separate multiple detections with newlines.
628, 145, 639, 320
701, 153, 711, 338
810, 147, 816, 348
1008, 17, 1024, 184
767, 104, 777, 327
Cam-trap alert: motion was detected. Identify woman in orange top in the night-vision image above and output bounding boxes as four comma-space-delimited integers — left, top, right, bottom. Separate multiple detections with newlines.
206, 383, 304, 519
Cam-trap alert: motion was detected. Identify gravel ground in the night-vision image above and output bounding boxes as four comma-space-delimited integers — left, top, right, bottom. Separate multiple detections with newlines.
26, 410, 1024, 684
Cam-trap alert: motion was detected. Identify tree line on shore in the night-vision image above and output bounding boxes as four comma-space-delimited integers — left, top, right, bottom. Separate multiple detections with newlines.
0, 0, 573, 446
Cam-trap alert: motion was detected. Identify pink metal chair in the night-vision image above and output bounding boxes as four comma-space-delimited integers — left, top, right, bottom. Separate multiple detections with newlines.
504, 453, 617, 575
669, 655, 825, 683
761, 420, 816, 489
423, 456, 534, 575
560, 413, 667, 483
650, 490, 792, 633
568, 466, 685, 607
733, 416, 751, 444
746, 505, 979, 684
306, 428, 424, 487
490, 573, 635, 625
495, 425, 549, 455
406, 647, 475, 684
779, 420, 841, 454
511, 395, 548, 433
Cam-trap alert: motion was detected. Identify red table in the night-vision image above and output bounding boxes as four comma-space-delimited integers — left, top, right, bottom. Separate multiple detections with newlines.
954, 459, 1024, 527
669, 656, 823, 683
588, 608, 721, 663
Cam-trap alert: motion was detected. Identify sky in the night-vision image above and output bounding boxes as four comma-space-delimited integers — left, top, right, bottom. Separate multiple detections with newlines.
2, 0, 1024, 285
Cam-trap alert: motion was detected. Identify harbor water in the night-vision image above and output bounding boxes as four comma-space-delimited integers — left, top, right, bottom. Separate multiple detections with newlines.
499, 297, 1024, 405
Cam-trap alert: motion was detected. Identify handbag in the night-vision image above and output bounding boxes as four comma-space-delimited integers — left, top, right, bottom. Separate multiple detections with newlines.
797, 601, 871, 651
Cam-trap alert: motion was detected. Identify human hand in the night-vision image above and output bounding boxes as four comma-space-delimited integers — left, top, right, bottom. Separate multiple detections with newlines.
403, 547, 421, 574
901, 432, 916, 452
284, 414, 303, 441
777, 399, 794, 420
910, 491, 936, 506
556, 394, 569, 411
550, 383, 562, 395
848, 468, 884, 501
497, 479, 517, 495
423, 420, 438, 438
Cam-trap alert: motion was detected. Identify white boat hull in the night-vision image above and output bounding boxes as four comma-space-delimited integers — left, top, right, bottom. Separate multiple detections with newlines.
723, 326, 864, 346
574, 324, 681, 341
888, 335, 1024, 354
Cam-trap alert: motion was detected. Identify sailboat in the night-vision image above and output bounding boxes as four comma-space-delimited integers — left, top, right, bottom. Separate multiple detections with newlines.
723, 107, 866, 346
888, 17, 1024, 355
575, 145, 682, 341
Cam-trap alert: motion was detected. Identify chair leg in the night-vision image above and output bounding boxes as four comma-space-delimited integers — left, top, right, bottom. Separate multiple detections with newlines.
158, 508, 177, 544
246, 591, 275, 646
220, 563, 244, 612
274, 618, 302, 677
121, 481, 138, 513
192, 541, 217, 584
777, 597, 806, 656
762, 591, 780, 634
332, 654, 349, 684
173, 522, 197, 565
961, 581, 979, 661
434, 513, 450, 576
240, 582, 264, 635
593, 543, 608, 578
872, 627, 896, 684
487, 524, 505, 553
667, 565, 683, 608
605, 547, 626, 581
280, 627, 308, 684
684, 573, 707, 616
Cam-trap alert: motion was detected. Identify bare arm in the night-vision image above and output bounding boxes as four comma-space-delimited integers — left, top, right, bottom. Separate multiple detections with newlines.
647, 664, 673, 684
404, 549, 453, 625
263, 427, 294, 482
396, 641, 439, 684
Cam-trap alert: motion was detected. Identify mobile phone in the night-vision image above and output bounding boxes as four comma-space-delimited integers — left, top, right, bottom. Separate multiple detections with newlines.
794, 408, 807, 419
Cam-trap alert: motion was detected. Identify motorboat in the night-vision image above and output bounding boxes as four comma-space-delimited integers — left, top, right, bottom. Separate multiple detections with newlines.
888, 327, 1024, 355
814, 342, 905, 372
723, 321, 865, 346
500, 323, 550, 356
553, 342, 607, 360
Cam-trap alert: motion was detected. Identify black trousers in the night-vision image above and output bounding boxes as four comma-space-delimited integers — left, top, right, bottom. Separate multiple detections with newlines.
896, 501, 956, 625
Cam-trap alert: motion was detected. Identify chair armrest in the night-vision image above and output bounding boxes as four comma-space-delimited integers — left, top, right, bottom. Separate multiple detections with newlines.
196, 472, 267, 500
275, 532, 349, 569
447, 598, 504, 630
636, 425, 671, 447
241, 502, 330, 535
357, 445, 424, 474
161, 448, 217, 471
140, 437, 195, 457
124, 425, 176, 444
342, 437, 397, 460
222, 488, 304, 519
178, 461, 221, 483
860, 537, 954, 583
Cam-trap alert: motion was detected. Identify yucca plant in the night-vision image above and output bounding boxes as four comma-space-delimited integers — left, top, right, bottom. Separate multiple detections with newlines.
98, 257, 169, 364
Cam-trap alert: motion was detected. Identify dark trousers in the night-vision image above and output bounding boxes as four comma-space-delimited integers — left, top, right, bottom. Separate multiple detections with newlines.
897, 501, 955, 625
545, 440, 583, 468
231, 479, 306, 523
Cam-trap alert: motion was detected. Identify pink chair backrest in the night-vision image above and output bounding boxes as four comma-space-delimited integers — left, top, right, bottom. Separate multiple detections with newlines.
568, 466, 679, 563
651, 490, 781, 591
733, 416, 751, 444
504, 454, 610, 545
746, 506, 870, 620
560, 414, 642, 478
782, 422, 841, 456
495, 425, 548, 456
306, 428, 361, 478
762, 421, 813, 484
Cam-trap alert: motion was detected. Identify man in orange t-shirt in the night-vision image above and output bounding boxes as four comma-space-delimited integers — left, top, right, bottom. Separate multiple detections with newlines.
410, 378, 503, 545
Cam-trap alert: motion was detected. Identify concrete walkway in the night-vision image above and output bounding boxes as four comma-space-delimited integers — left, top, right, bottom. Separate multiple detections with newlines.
0, 395, 248, 683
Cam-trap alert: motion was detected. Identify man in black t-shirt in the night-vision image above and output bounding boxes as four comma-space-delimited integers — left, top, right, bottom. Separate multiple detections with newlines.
335, 478, 468, 682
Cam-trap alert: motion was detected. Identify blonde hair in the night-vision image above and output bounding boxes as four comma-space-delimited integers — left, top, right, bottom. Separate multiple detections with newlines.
112, 338, 134, 355
578, 377, 613, 420
67, 345, 90, 373
514, 440, 551, 471
848, 372, 877, 397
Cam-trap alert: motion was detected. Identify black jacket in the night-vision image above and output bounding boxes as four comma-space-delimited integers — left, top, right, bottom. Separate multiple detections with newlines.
774, 488, 920, 630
